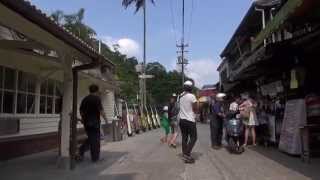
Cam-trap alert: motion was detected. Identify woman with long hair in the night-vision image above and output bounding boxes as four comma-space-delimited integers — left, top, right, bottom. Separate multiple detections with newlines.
239, 95, 258, 147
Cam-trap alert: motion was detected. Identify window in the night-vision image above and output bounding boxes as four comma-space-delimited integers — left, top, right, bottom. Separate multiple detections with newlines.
40, 80, 62, 114
0, 65, 62, 114
17, 71, 36, 114
2, 67, 16, 113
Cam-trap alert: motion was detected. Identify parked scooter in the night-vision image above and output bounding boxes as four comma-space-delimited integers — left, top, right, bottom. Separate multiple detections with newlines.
125, 102, 133, 136
132, 105, 141, 134
154, 106, 161, 128
226, 114, 245, 154
145, 105, 153, 130
150, 105, 159, 128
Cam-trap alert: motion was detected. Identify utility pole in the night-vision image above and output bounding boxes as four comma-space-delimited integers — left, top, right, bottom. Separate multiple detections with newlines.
143, 0, 147, 110
177, 0, 188, 87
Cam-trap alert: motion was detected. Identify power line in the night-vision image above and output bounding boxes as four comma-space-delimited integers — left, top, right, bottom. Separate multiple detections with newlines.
176, 0, 188, 86
186, 0, 195, 44
169, 0, 178, 44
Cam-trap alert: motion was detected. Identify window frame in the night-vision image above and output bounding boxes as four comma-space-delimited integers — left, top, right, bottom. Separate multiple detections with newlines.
0, 66, 62, 115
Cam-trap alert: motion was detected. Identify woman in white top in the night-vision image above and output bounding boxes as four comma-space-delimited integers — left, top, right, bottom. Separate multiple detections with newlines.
239, 96, 258, 146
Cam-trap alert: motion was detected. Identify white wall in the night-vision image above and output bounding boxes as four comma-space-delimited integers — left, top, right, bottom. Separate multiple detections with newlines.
0, 70, 115, 140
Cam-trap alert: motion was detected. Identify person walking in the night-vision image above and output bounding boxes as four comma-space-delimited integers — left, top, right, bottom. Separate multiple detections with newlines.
210, 93, 226, 149
239, 95, 258, 147
179, 81, 198, 163
77, 84, 108, 162
160, 106, 170, 143
168, 93, 179, 148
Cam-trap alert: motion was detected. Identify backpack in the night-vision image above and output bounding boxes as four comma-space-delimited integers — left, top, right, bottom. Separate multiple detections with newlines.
171, 93, 187, 122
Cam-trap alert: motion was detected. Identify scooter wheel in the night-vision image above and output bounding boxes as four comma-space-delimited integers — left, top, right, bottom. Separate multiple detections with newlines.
228, 138, 236, 153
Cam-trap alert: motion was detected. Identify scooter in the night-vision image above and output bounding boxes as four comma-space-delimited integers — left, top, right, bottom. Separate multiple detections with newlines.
154, 106, 161, 128
150, 105, 159, 128
132, 105, 141, 134
125, 102, 133, 136
226, 114, 245, 154
145, 105, 153, 130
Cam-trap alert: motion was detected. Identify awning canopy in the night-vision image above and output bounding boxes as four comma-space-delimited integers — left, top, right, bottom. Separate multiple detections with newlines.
252, 0, 304, 50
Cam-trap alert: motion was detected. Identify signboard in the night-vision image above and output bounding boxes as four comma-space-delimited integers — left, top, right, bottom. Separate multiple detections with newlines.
278, 99, 307, 155
139, 74, 154, 79
135, 64, 143, 73
268, 115, 276, 143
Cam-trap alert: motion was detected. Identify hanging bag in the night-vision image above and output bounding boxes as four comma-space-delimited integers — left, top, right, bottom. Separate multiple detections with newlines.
171, 93, 187, 122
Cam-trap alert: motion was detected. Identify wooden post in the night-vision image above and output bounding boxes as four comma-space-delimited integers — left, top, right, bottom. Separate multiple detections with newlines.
57, 54, 73, 169
70, 69, 78, 170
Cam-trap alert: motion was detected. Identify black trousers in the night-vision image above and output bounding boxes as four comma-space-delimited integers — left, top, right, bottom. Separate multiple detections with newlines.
179, 119, 197, 156
210, 116, 223, 147
79, 126, 101, 161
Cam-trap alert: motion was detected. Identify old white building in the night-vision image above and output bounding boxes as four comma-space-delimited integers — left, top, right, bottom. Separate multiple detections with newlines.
0, 0, 117, 165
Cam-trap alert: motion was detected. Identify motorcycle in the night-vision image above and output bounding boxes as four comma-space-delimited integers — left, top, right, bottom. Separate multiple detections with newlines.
226, 114, 245, 154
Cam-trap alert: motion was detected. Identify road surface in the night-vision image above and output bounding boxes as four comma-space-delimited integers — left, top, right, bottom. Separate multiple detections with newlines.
1, 124, 319, 180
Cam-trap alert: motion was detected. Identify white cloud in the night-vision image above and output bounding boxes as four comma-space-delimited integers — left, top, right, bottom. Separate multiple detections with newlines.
184, 58, 220, 88
101, 36, 141, 58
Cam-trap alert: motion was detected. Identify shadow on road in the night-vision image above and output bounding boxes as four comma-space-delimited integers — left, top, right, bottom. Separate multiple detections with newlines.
251, 146, 320, 180
0, 150, 129, 180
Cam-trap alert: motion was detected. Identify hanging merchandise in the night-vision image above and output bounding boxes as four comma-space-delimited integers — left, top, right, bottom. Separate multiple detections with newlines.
290, 69, 299, 89
305, 94, 320, 118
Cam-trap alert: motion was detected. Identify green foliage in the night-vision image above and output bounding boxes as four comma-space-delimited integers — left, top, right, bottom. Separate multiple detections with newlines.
146, 62, 184, 106
50, 8, 96, 46
122, 0, 155, 13
50, 8, 194, 106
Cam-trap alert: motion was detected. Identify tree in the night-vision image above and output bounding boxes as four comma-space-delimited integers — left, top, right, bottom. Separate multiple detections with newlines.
50, 10, 64, 24
122, 0, 155, 12
122, 0, 155, 111
51, 9, 96, 46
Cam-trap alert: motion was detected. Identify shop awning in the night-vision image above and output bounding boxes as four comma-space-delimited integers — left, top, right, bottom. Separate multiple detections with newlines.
252, 0, 304, 50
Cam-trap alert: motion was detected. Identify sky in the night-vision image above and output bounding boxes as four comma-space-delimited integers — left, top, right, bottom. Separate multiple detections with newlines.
29, 0, 252, 88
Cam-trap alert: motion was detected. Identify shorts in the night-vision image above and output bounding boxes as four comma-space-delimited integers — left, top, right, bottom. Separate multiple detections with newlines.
163, 125, 170, 135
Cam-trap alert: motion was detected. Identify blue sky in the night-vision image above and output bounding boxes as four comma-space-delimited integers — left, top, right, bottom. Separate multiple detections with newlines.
29, 0, 252, 87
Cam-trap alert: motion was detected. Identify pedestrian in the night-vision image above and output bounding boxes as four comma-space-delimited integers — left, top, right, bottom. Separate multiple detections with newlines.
210, 93, 226, 149
77, 84, 108, 162
229, 96, 241, 113
239, 94, 258, 147
168, 93, 179, 148
179, 81, 198, 164
160, 106, 170, 143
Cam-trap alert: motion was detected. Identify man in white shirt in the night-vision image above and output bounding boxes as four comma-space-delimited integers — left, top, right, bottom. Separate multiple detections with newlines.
179, 80, 198, 163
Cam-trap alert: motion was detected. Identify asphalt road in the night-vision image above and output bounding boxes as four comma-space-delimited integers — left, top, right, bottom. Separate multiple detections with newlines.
1, 124, 319, 180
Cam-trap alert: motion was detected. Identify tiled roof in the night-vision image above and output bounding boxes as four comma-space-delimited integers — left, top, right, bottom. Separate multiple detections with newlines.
0, 0, 114, 67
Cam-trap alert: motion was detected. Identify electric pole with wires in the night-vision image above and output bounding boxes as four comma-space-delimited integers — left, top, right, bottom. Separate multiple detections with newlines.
177, 0, 189, 87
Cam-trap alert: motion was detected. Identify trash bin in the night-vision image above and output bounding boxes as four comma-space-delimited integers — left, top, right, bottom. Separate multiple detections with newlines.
111, 117, 123, 142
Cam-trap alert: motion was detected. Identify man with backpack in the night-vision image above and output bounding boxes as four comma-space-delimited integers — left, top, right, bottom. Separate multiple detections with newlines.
179, 81, 198, 163
168, 93, 178, 148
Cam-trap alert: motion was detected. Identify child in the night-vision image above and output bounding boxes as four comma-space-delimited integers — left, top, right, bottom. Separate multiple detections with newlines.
160, 106, 170, 143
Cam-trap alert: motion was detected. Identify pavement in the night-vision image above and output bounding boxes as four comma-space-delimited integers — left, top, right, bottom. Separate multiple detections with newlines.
1, 124, 319, 180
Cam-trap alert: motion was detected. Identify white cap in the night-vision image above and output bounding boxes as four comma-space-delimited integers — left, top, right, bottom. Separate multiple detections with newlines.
163, 106, 168, 111
216, 93, 227, 98
184, 80, 193, 86
172, 93, 177, 97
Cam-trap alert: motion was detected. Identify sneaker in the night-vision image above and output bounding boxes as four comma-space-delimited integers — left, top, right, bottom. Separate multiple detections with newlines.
170, 144, 177, 148
92, 158, 105, 163
182, 154, 194, 161
184, 157, 195, 164
212, 145, 221, 150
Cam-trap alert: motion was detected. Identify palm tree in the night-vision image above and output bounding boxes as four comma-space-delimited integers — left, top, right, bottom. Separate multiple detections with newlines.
122, 0, 155, 112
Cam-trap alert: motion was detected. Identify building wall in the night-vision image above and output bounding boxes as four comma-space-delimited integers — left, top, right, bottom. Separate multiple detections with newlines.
0, 58, 115, 160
